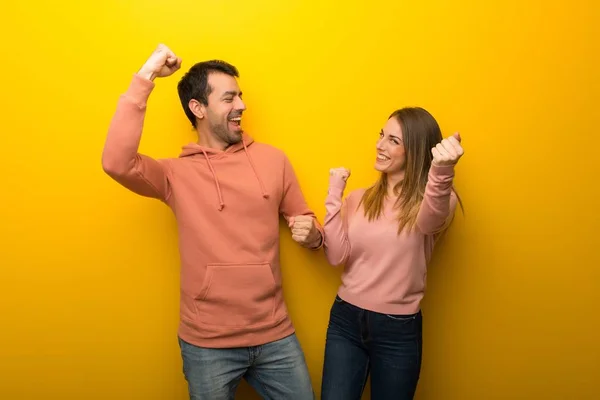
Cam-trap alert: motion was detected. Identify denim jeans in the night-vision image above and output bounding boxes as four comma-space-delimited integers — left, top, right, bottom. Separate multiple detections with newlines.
178, 333, 314, 400
321, 295, 422, 400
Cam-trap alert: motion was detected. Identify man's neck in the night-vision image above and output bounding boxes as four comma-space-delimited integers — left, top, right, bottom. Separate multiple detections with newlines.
196, 127, 228, 151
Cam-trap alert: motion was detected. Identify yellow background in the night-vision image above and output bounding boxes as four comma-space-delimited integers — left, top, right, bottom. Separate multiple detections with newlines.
1, 0, 598, 399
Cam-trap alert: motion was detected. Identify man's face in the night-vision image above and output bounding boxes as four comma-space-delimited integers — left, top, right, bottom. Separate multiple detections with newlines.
204, 72, 246, 146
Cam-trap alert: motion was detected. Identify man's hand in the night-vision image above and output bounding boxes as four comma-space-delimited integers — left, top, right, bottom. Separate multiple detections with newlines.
431, 133, 464, 167
137, 44, 182, 81
289, 215, 322, 249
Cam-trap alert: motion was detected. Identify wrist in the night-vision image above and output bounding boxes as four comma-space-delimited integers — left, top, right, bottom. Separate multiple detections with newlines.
306, 232, 323, 249
329, 175, 348, 190
137, 66, 156, 81
431, 161, 455, 169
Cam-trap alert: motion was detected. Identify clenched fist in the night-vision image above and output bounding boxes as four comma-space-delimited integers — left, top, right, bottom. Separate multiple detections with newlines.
329, 167, 351, 182
137, 44, 182, 81
289, 215, 322, 249
431, 133, 464, 167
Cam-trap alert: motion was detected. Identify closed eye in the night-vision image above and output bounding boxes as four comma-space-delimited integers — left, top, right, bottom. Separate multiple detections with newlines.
390, 134, 402, 145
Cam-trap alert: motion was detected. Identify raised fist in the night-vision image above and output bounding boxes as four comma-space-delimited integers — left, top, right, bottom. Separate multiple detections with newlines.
329, 167, 351, 182
137, 44, 182, 81
431, 133, 464, 167
289, 215, 322, 248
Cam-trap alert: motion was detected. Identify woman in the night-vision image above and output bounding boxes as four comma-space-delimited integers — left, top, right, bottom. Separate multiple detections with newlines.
320, 107, 464, 400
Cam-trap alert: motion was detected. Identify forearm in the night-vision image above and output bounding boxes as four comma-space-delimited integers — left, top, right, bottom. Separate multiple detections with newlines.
323, 179, 351, 266
102, 74, 154, 175
416, 164, 456, 234
102, 75, 170, 199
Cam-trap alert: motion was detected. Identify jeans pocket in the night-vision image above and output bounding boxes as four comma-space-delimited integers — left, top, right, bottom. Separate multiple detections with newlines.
384, 313, 418, 323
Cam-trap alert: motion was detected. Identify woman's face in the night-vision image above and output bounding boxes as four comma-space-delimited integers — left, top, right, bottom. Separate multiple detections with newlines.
374, 117, 406, 175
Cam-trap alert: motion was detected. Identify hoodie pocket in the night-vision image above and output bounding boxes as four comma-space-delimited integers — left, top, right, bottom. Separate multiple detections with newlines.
195, 262, 278, 327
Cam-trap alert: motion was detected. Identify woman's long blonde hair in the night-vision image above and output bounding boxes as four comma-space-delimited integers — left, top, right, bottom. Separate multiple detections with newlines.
359, 107, 462, 234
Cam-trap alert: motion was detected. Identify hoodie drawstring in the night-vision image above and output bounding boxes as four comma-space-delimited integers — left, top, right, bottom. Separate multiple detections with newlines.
197, 140, 268, 211
200, 148, 225, 211
243, 140, 269, 200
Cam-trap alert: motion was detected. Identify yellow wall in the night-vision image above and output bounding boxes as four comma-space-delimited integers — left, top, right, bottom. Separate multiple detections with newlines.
1, 0, 598, 399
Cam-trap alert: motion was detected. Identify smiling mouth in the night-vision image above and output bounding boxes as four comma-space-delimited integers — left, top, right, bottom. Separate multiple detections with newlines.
377, 153, 390, 161
228, 116, 242, 129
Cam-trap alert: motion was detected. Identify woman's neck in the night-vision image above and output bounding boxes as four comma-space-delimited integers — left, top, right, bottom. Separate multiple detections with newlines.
386, 171, 405, 198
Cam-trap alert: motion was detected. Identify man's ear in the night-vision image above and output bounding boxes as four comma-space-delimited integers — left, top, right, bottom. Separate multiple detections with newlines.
189, 99, 205, 120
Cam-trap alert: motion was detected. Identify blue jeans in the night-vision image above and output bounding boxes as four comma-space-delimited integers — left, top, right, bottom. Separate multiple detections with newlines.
178, 333, 314, 400
321, 295, 422, 400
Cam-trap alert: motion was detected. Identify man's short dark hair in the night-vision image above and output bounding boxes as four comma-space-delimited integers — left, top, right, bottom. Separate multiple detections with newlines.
177, 60, 239, 128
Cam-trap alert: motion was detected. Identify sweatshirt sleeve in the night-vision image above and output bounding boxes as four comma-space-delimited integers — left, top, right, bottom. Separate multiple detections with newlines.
101, 74, 171, 201
279, 154, 324, 249
323, 174, 352, 266
416, 164, 458, 235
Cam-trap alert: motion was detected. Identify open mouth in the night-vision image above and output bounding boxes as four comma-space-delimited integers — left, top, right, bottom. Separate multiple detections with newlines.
228, 115, 242, 129
376, 153, 390, 162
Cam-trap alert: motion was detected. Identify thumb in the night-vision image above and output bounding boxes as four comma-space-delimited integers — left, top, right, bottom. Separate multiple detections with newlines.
166, 55, 177, 66
452, 132, 461, 142
288, 216, 295, 228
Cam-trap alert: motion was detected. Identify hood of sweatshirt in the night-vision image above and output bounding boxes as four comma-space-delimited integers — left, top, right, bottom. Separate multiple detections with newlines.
177, 133, 269, 211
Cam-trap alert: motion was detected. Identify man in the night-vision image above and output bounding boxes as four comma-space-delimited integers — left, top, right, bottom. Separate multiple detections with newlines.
102, 44, 322, 399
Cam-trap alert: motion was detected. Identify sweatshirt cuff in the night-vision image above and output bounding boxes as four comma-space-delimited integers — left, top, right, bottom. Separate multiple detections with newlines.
328, 175, 347, 193
429, 164, 455, 178
124, 74, 156, 108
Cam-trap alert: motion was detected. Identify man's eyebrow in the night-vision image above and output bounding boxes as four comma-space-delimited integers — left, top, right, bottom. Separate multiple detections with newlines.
221, 91, 241, 98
